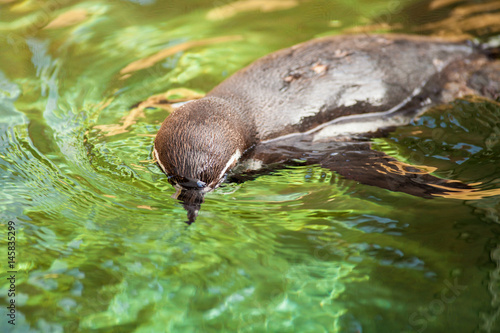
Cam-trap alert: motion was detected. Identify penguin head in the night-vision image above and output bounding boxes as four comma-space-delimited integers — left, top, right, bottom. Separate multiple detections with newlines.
153, 97, 250, 192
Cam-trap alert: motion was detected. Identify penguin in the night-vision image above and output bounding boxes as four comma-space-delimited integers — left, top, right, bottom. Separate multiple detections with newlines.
153, 34, 500, 223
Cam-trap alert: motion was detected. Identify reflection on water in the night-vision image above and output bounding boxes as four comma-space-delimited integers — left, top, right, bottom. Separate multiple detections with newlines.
1, 0, 500, 332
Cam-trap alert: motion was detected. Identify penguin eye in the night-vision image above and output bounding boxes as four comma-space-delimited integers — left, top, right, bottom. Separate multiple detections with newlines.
195, 180, 207, 188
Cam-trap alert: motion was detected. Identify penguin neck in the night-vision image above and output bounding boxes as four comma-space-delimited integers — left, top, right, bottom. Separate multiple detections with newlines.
203, 95, 258, 153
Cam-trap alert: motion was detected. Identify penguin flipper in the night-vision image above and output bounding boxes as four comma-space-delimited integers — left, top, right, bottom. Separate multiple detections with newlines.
317, 144, 472, 198
243, 140, 473, 199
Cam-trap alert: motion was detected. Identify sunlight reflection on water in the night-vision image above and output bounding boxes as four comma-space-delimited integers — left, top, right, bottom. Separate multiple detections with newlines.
0, 0, 500, 332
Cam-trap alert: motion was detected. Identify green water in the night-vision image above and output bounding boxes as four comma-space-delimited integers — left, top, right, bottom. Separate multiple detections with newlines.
1, 0, 500, 332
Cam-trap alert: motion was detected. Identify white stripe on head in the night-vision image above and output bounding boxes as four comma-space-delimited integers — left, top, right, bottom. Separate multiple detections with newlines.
218, 150, 242, 181
153, 147, 168, 174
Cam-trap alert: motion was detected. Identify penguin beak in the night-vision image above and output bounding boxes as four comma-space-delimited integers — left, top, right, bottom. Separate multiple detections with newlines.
167, 172, 229, 224
168, 175, 207, 190
173, 187, 205, 224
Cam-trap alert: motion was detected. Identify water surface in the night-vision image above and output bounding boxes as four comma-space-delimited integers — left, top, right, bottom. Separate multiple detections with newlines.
1, 0, 500, 332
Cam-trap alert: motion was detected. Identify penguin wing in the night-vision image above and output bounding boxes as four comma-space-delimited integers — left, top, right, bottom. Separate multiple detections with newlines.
316, 143, 472, 198
236, 139, 472, 199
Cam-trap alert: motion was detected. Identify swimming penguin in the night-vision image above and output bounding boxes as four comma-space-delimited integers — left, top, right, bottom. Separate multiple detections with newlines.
153, 34, 500, 223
